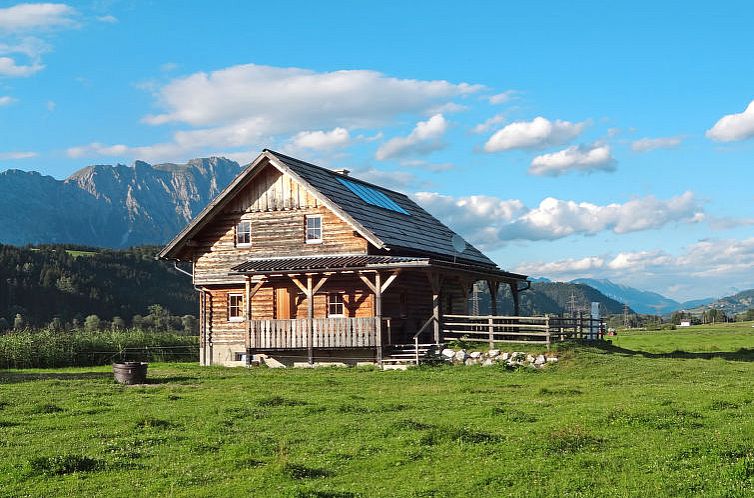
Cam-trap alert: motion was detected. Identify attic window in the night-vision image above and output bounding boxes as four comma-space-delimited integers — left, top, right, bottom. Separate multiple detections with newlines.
236, 221, 251, 246
336, 177, 410, 215
305, 215, 322, 243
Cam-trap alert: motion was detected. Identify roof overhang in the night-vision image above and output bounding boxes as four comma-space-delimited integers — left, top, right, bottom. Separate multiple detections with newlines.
229, 254, 527, 283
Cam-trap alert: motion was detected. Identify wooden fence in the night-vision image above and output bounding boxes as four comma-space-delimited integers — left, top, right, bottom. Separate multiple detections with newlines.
248, 317, 386, 349
441, 314, 605, 349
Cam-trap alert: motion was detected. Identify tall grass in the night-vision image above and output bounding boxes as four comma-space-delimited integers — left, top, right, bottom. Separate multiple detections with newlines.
0, 328, 198, 368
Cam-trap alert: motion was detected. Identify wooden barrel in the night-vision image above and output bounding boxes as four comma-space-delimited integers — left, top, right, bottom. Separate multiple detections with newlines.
112, 362, 148, 384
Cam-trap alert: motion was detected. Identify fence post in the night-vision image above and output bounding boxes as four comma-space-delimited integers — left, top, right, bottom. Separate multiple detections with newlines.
488, 316, 494, 349
545, 315, 551, 351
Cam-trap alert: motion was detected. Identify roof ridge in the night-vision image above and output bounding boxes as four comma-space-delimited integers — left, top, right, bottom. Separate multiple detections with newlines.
264, 149, 411, 199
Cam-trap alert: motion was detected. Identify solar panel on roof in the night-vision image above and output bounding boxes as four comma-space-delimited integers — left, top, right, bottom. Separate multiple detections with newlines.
336, 177, 410, 215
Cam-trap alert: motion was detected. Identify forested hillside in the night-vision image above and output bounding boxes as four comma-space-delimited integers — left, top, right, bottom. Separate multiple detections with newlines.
0, 244, 195, 327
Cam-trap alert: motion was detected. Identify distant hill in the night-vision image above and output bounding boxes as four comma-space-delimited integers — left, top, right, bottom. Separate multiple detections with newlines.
471, 281, 628, 316
570, 278, 682, 314
686, 289, 754, 316
0, 157, 241, 247
0, 244, 195, 326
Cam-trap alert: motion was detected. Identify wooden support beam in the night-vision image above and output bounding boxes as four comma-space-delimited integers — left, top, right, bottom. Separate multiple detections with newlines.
380, 269, 401, 293
307, 275, 314, 365
358, 272, 377, 294
510, 282, 520, 316
427, 271, 442, 345
311, 275, 329, 295
375, 272, 383, 365
289, 275, 308, 295
488, 280, 500, 316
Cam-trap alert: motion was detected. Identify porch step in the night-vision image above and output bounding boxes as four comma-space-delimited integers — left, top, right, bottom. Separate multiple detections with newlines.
381, 343, 445, 368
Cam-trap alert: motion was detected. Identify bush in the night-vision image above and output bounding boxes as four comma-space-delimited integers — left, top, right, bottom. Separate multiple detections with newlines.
0, 328, 198, 368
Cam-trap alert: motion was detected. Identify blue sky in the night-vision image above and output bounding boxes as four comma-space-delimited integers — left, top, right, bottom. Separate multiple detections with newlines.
1, 1, 753, 301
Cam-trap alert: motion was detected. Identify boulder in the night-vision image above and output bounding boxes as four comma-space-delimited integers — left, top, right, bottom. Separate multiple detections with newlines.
488, 349, 500, 358
526, 354, 535, 364
534, 355, 546, 366
441, 348, 456, 359
454, 350, 468, 362
501, 352, 510, 361
470, 351, 482, 359
465, 358, 477, 366
482, 358, 495, 367
546, 356, 559, 363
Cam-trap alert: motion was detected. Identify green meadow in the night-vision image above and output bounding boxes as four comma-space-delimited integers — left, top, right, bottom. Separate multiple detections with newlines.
1, 323, 753, 497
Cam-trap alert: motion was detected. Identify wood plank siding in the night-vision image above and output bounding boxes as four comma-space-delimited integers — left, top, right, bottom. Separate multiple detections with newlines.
192, 165, 368, 285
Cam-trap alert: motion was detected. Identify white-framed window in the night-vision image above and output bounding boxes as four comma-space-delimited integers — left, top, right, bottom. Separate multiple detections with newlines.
228, 293, 244, 322
305, 215, 322, 244
236, 220, 251, 246
327, 293, 344, 317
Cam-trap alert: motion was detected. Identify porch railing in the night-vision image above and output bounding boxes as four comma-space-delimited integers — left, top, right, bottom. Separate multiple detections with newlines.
248, 317, 387, 349
442, 314, 605, 349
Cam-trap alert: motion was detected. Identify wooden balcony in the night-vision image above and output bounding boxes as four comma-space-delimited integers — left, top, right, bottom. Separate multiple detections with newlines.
248, 317, 391, 350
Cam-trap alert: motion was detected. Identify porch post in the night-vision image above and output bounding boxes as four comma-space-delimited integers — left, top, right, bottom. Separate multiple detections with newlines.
429, 272, 441, 345
510, 282, 520, 316
307, 275, 314, 365
374, 272, 383, 365
488, 280, 499, 316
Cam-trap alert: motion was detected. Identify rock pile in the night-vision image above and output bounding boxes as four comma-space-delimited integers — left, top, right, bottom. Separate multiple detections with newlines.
439, 348, 559, 368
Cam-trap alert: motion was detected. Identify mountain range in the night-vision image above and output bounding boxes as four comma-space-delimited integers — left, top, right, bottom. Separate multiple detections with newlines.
0, 157, 241, 248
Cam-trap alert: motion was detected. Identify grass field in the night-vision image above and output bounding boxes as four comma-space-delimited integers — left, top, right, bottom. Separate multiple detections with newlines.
1, 324, 753, 497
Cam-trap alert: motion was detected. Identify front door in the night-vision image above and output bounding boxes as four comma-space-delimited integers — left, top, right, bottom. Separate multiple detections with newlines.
275, 286, 293, 319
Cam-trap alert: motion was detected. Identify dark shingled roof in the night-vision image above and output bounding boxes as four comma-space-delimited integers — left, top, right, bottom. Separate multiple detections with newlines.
231, 255, 429, 274
266, 150, 497, 268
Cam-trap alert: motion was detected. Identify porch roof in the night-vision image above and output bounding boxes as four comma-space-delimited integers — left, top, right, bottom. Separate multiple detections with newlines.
229, 254, 527, 282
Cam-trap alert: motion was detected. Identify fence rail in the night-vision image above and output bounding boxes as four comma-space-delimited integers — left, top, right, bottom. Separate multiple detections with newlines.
248, 317, 385, 349
442, 314, 604, 348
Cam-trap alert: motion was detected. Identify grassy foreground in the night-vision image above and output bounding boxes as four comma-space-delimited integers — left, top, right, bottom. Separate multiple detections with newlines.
1, 325, 754, 497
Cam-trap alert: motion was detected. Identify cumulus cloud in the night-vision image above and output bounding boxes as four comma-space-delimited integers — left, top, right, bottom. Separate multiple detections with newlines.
71, 64, 481, 162
631, 136, 683, 152
472, 114, 505, 134
96, 15, 117, 24
0, 55, 42, 76
352, 168, 421, 191
0, 150, 36, 159
289, 127, 350, 151
414, 191, 703, 249
513, 238, 754, 301
483, 116, 585, 152
706, 100, 754, 142
144, 64, 481, 128
529, 144, 615, 176
0, 3, 77, 31
0, 95, 15, 106
375, 114, 447, 160
488, 90, 516, 105
0, 4, 78, 78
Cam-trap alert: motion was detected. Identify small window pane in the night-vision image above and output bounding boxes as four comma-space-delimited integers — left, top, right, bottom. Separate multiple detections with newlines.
229, 294, 244, 321
328, 293, 344, 317
305, 216, 322, 242
236, 221, 251, 245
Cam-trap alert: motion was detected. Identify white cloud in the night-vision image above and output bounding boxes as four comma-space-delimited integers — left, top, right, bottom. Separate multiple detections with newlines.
483, 116, 585, 152
0, 55, 42, 76
71, 64, 482, 162
352, 168, 421, 191
144, 64, 481, 128
488, 90, 516, 105
472, 114, 505, 134
631, 136, 683, 152
513, 238, 754, 301
399, 159, 454, 172
289, 127, 350, 151
96, 15, 117, 23
376, 114, 447, 160
529, 144, 615, 176
0, 150, 36, 159
414, 191, 703, 249
0, 5, 77, 79
0, 95, 15, 106
706, 100, 754, 142
0, 3, 77, 31
45, 99, 55, 111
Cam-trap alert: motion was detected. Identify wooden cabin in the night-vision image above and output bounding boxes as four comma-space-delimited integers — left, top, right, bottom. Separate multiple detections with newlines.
158, 150, 529, 367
